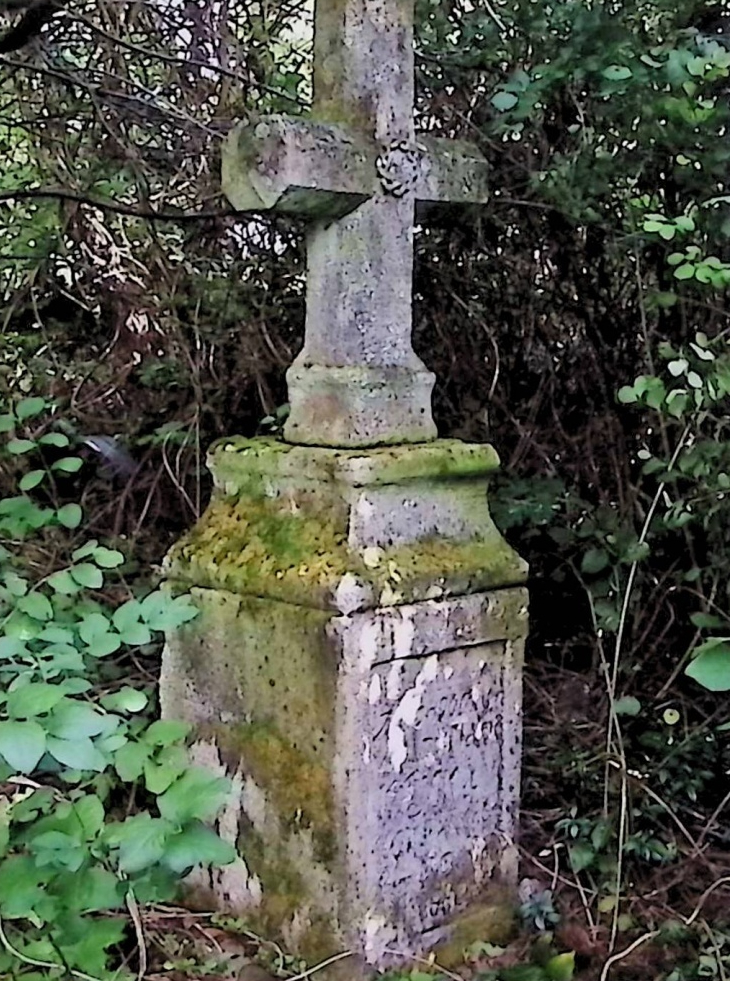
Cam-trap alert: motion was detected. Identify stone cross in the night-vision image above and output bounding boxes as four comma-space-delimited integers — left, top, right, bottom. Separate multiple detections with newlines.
222, 0, 488, 447
162, 1, 527, 975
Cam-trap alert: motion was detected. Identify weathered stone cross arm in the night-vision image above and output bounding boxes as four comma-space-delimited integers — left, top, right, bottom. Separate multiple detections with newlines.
222, 114, 489, 220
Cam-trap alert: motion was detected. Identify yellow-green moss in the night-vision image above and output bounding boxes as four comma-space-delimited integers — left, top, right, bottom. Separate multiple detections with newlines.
215, 721, 336, 864
435, 894, 517, 968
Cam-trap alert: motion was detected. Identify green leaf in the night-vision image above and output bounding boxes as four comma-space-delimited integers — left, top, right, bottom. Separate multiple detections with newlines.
614, 695, 641, 717
568, 841, 595, 873
113, 600, 142, 632
119, 621, 152, 646
57, 503, 82, 529
46, 735, 108, 771
581, 548, 609, 575
47, 570, 81, 595
47, 701, 115, 739
142, 719, 191, 747
86, 632, 123, 658
617, 385, 637, 404
68, 867, 123, 912
602, 64, 632, 80
7, 682, 66, 718
19, 470, 45, 491
79, 612, 111, 644
144, 746, 189, 794
157, 768, 230, 824
686, 638, 730, 691
162, 822, 236, 873
491, 90, 519, 112
101, 687, 148, 713
17, 592, 53, 621
0, 414, 14, 433
546, 951, 575, 981
16, 397, 47, 421
38, 432, 70, 448
70, 563, 104, 589
690, 613, 726, 629
109, 814, 173, 873
72, 794, 105, 837
93, 547, 124, 568
7, 438, 36, 455
674, 263, 695, 280
51, 456, 83, 474
114, 741, 151, 782
0, 720, 46, 772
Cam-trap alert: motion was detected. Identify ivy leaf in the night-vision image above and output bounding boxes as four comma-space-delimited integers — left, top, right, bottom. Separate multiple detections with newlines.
57, 504, 83, 529
0, 720, 46, 772
162, 822, 236, 874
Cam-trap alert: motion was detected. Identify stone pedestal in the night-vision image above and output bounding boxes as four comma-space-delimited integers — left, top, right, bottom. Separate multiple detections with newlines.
161, 438, 528, 972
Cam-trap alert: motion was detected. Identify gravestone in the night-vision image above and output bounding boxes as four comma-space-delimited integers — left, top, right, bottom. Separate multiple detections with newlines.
160, 0, 529, 973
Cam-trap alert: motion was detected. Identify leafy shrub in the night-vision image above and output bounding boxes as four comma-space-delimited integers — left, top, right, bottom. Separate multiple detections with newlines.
0, 396, 235, 980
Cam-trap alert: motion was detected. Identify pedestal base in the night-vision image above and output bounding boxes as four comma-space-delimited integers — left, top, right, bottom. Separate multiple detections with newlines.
161, 438, 528, 972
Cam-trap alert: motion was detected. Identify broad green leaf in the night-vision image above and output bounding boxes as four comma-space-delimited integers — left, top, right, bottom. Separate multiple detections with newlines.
72, 794, 105, 837
48, 701, 115, 739
109, 814, 173, 873
79, 612, 111, 644
114, 741, 151, 782
0, 720, 46, 772
71, 563, 104, 589
46, 735, 108, 772
0, 855, 50, 916
113, 599, 142, 632
686, 638, 730, 691
3, 571, 28, 597
51, 456, 83, 474
93, 547, 124, 568
546, 951, 575, 981
38, 432, 70, 448
17, 592, 53, 622
68, 867, 123, 912
581, 548, 609, 575
56, 503, 83, 529
101, 687, 148, 713
16, 397, 47, 421
617, 385, 637, 404
157, 768, 230, 824
162, 822, 236, 874
7, 438, 36, 455
71, 539, 99, 560
144, 746, 189, 794
6, 682, 66, 719
568, 841, 595, 873
47, 570, 81, 595
142, 719, 191, 747
19, 470, 45, 491
0, 414, 14, 433
119, 621, 152, 646
86, 632, 123, 658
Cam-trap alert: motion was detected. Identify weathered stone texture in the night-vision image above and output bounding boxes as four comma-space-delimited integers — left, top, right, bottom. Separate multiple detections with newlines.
162, 440, 528, 970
